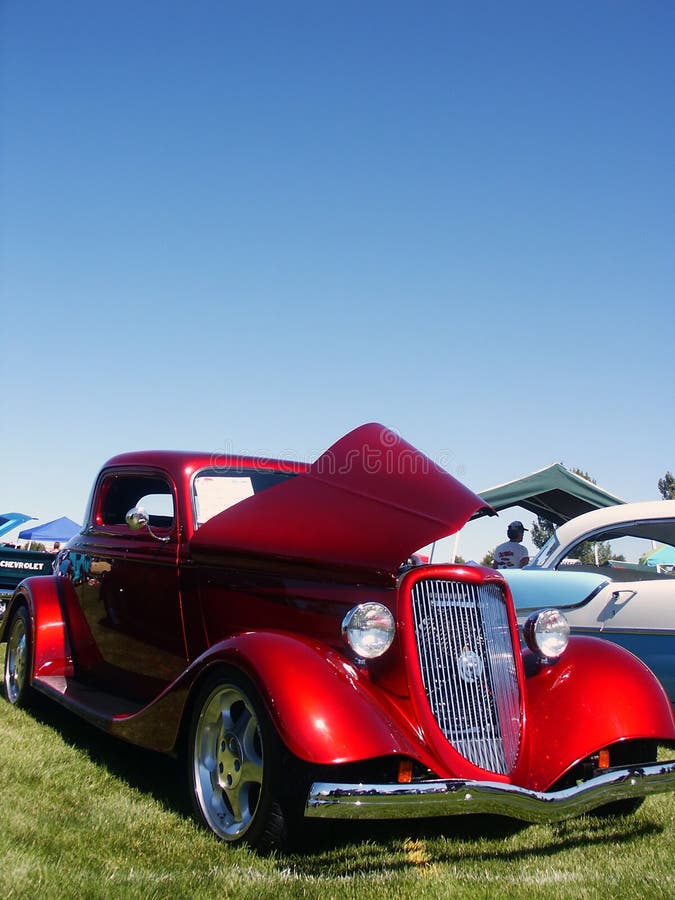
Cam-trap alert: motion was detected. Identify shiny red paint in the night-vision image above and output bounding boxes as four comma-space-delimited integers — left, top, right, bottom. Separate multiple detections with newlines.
14, 576, 74, 679
2, 422, 673, 806
518, 637, 675, 790
191, 632, 433, 764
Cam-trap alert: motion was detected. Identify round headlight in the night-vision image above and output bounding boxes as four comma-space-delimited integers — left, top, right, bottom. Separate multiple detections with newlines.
341, 602, 396, 659
523, 608, 570, 661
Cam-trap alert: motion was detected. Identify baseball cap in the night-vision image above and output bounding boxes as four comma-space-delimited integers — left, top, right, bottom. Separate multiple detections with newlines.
509, 520, 528, 531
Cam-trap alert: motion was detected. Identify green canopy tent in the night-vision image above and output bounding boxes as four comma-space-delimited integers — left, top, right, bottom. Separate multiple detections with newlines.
478, 463, 624, 526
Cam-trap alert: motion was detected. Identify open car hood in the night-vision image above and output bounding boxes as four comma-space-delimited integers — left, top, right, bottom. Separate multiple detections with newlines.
191, 423, 493, 575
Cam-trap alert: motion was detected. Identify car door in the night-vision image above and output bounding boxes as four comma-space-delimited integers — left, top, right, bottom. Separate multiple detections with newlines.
64, 468, 187, 704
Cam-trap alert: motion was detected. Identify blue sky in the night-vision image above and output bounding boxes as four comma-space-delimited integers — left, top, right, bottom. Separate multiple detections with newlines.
1, 1, 673, 561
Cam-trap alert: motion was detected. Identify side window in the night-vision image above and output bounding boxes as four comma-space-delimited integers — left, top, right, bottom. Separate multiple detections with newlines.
560, 530, 675, 578
96, 474, 175, 531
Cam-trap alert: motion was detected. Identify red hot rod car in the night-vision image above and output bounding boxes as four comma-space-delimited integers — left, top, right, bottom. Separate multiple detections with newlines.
3, 424, 675, 851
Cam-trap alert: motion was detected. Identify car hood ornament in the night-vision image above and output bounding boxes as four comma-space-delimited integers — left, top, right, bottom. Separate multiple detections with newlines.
456, 647, 485, 684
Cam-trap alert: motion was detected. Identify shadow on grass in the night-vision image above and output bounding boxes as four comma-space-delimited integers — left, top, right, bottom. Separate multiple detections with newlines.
21, 690, 190, 818
282, 815, 664, 877
10, 689, 667, 872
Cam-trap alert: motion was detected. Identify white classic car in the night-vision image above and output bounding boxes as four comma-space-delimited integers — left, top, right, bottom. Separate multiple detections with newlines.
501, 500, 675, 704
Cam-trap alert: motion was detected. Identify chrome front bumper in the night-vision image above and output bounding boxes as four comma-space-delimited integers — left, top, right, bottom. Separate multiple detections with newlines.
306, 759, 675, 823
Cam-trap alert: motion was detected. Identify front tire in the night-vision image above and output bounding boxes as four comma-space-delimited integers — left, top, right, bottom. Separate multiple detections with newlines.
187, 669, 296, 851
3, 605, 32, 707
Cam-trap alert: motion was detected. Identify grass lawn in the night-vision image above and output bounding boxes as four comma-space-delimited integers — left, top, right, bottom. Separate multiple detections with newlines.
0, 683, 673, 898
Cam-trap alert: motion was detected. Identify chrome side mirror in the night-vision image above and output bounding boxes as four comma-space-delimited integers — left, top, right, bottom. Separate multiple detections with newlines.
126, 506, 149, 531
125, 506, 171, 543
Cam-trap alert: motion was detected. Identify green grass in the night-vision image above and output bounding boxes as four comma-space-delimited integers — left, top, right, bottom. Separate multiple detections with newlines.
0, 690, 673, 899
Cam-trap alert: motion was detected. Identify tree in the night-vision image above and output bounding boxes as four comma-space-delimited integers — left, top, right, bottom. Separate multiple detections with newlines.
530, 518, 554, 550
658, 471, 675, 500
481, 551, 494, 567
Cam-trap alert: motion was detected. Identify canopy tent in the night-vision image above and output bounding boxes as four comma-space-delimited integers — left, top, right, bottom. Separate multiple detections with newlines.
18, 516, 81, 544
479, 463, 624, 527
0, 512, 35, 540
644, 544, 675, 568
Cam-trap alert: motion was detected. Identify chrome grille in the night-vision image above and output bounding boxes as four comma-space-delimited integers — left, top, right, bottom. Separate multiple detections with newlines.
410, 578, 521, 774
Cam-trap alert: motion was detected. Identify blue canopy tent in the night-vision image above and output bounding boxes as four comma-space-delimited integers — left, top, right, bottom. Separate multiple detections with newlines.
18, 516, 81, 544
0, 512, 35, 540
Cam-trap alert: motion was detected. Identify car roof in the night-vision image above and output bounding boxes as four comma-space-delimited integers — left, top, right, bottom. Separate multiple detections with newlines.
99, 450, 308, 479
551, 499, 675, 548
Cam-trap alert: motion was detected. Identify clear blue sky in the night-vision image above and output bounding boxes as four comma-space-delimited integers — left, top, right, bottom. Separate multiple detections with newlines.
1, 1, 673, 561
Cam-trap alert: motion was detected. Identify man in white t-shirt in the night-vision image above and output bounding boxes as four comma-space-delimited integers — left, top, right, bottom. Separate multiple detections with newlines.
493, 521, 530, 569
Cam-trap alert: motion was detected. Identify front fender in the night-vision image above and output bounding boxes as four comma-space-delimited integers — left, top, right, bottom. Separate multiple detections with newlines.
518, 636, 675, 790
106, 631, 430, 760
194, 631, 429, 766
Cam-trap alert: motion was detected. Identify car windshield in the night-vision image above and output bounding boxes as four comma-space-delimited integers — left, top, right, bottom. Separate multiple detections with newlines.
528, 534, 560, 568
192, 467, 296, 529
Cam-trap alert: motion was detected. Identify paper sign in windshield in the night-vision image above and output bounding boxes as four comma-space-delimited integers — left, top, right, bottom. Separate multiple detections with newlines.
194, 476, 254, 525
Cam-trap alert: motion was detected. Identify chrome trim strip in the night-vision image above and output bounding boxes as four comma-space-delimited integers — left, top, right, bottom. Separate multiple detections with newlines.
306, 759, 675, 822
517, 624, 675, 638
572, 627, 674, 637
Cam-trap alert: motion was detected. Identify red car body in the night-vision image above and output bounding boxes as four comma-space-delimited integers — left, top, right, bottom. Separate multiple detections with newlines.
3, 424, 674, 851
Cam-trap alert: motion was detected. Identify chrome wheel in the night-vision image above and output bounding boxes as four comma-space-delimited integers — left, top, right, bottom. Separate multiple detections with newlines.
192, 679, 266, 842
4, 607, 30, 706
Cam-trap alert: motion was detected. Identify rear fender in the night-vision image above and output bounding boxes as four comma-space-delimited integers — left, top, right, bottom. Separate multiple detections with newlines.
519, 636, 675, 789
2, 577, 72, 680
2, 576, 101, 680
